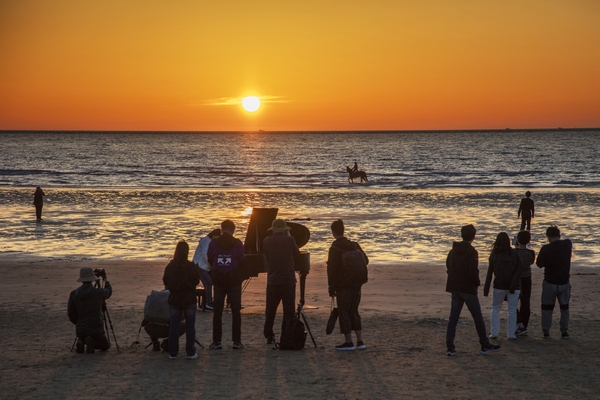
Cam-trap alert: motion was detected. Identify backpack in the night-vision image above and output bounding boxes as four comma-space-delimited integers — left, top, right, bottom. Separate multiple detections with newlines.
278, 317, 307, 350
337, 245, 368, 287
144, 290, 170, 324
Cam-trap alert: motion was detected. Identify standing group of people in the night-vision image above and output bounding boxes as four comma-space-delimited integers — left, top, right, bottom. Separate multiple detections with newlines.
445, 204, 572, 356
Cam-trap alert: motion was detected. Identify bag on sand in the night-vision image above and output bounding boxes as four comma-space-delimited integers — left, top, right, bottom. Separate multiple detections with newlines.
338, 245, 368, 287
144, 290, 170, 324
326, 299, 338, 335
278, 316, 307, 350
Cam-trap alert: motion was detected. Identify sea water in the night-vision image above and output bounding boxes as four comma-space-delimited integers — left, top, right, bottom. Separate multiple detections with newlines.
1, 130, 599, 265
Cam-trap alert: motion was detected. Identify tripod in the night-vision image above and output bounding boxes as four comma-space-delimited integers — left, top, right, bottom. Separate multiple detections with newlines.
297, 271, 317, 348
70, 276, 120, 353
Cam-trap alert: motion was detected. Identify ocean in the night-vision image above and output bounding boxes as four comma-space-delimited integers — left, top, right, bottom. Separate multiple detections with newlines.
1, 130, 599, 265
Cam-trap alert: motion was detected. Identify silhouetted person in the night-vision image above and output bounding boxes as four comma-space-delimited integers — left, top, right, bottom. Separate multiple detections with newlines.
445, 224, 500, 356
162, 240, 200, 359
68, 267, 112, 353
537, 225, 572, 339
263, 218, 299, 344
518, 191, 535, 231
33, 186, 45, 222
515, 230, 535, 336
351, 162, 358, 174
207, 219, 245, 350
192, 228, 221, 311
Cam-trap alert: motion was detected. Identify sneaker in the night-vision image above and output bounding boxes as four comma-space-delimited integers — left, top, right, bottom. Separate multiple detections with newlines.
160, 339, 168, 352
169, 355, 177, 359
232, 342, 244, 350
85, 336, 95, 354
335, 342, 356, 351
197, 307, 203, 311
488, 335, 498, 339
266, 336, 275, 345
515, 328, 528, 336
205, 304, 214, 311
447, 349, 457, 357
209, 342, 222, 350
356, 340, 366, 350
187, 353, 198, 359
480, 344, 501, 355
76, 339, 84, 354
562, 332, 570, 339
543, 331, 550, 339
152, 341, 161, 352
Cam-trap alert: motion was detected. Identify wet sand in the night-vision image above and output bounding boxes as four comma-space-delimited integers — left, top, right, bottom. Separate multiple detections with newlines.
1, 255, 599, 399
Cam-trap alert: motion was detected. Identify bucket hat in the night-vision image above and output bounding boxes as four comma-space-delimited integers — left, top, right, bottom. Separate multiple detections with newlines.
269, 218, 291, 233
77, 267, 98, 282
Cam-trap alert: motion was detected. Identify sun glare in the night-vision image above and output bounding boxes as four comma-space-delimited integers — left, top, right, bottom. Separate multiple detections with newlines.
242, 96, 260, 112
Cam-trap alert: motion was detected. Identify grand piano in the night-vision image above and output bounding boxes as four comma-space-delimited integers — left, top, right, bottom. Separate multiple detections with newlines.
240, 207, 310, 279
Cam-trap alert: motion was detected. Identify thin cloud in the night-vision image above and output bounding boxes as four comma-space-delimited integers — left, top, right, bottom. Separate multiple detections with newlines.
201, 95, 289, 106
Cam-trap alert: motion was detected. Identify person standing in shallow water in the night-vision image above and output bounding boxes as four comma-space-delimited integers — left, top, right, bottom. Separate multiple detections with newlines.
33, 186, 45, 222
518, 191, 535, 231
445, 224, 500, 356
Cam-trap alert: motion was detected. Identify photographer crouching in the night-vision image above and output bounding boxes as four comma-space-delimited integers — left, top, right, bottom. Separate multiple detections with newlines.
68, 267, 113, 353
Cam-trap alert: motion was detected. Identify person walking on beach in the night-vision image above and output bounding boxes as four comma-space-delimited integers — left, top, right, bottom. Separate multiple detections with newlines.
162, 240, 200, 359
483, 232, 521, 340
33, 186, 45, 222
327, 219, 369, 351
192, 228, 221, 311
262, 218, 300, 345
207, 219, 245, 350
445, 224, 500, 356
537, 225, 572, 339
68, 267, 112, 354
515, 230, 535, 336
518, 191, 535, 231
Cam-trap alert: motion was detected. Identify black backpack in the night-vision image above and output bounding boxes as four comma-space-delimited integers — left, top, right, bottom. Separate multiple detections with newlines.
337, 245, 368, 287
278, 317, 307, 350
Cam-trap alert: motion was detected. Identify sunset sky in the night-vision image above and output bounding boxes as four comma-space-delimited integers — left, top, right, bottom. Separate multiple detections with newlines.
1, 0, 599, 131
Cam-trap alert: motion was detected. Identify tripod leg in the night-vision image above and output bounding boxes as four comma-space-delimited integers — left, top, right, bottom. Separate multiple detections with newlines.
300, 310, 318, 348
103, 308, 120, 352
71, 336, 77, 352
195, 338, 204, 349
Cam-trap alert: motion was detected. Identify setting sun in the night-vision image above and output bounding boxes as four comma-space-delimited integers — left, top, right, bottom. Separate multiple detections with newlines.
242, 96, 260, 112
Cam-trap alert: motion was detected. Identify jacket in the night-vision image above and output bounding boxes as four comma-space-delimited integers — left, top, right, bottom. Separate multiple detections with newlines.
445, 241, 480, 295
207, 233, 245, 287
327, 237, 369, 294
68, 281, 112, 334
192, 235, 212, 272
483, 249, 521, 296
162, 260, 200, 308
537, 239, 572, 285
263, 233, 300, 285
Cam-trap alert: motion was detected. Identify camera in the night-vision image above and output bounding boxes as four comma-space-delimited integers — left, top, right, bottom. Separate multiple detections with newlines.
93, 268, 107, 280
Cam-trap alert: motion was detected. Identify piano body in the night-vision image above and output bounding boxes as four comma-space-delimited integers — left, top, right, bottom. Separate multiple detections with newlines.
240, 208, 310, 280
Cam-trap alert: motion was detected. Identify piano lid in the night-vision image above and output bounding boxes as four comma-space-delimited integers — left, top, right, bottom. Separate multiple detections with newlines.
243, 208, 310, 253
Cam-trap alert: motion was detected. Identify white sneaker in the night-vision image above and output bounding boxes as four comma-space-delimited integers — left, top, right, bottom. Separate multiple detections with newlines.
187, 353, 198, 359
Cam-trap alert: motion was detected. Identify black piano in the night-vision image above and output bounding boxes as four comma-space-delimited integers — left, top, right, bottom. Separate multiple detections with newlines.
240, 207, 311, 280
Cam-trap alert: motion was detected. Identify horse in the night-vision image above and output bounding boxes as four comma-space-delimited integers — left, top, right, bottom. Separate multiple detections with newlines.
346, 166, 368, 183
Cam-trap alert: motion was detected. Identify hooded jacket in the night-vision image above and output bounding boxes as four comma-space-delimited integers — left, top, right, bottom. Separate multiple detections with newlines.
537, 239, 572, 285
327, 237, 369, 293
162, 260, 200, 308
68, 281, 112, 334
483, 249, 521, 296
207, 232, 245, 287
445, 241, 480, 295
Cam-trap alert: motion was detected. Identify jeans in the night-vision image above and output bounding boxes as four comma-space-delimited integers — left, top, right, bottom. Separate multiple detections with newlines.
446, 292, 490, 350
541, 280, 571, 333
490, 289, 520, 338
199, 269, 213, 306
213, 284, 242, 343
264, 283, 296, 338
517, 276, 532, 328
168, 303, 196, 357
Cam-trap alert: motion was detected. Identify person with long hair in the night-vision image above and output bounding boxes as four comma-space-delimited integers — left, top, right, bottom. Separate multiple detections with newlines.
162, 239, 200, 359
483, 232, 521, 340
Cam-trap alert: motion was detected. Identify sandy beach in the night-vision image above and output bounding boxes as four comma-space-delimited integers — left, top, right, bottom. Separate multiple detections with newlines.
1, 255, 599, 399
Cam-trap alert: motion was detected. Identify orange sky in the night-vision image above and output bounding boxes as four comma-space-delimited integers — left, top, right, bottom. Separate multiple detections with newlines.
1, 0, 599, 131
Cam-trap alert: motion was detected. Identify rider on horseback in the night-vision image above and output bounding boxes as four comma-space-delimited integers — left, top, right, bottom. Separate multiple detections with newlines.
351, 162, 358, 174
